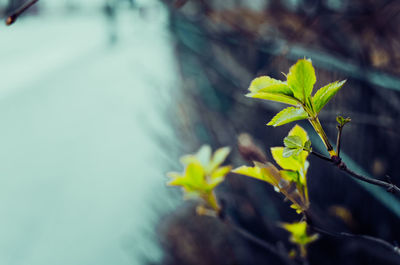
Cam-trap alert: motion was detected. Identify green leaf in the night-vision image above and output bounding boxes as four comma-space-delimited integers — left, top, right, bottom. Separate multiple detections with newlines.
283, 147, 302, 158
336, 115, 351, 127
180, 145, 211, 167
167, 162, 205, 191
247, 76, 300, 106
195, 145, 212, 166
288, 125, 309, 145
290, 203, 303, 214
303, 140, 312, 151
271, 147, 305, 171
167, 172, 186, 186
282, 221, 307, 237
280, 170, 300, 183
232, 165, 272, 184
313, 80, 346, 113
281, 221, 318, 246
283, 126, 311, 157
211, 165, 231, 180
267, 107, 308, 127
234, 162, 309, 212
249, 76, 292, 95
185, 162, 205, 187
232, 162, 286, 188
287, 59, 316, 103
246, 92, 299, 106
284, 135, 303, 149
206, 176, 225, 191
167, 146, 231, 211
209, 147, 231, 172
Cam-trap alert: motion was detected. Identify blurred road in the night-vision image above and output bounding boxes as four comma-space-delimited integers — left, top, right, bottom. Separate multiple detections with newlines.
0, 4, 178, 265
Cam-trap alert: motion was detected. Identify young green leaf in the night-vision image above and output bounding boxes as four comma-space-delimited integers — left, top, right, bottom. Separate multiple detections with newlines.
283, 136, 303, 158
336, 115, 351, 127
232, 163, 276, 185
290, 204, 304, 214
287, 59, 316, 103
247, 76, 300, 106
167, 145, 231, 211
267, 107, 308, 127
288, 124, 309, 145
281, 221, 319, 257
246, 92, 299, 106
303, 140, 312, 152
280, 170, 300, 183
284, 135, 303, 149
246, 76, 299, 106
249, 76, 292, 94
168, 162, 205, 191
282, 125, 312, 157
271, 147, 305, 171
312, 80, 346, 113
209, 147, 231, 172
233, 162, 308, 210
283, 147, 303, 158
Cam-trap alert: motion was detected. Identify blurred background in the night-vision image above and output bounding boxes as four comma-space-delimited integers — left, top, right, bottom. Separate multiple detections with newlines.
1, 0, 400, 265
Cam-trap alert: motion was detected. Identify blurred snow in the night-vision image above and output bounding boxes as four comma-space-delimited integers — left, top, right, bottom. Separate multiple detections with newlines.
0, 2, 178, 265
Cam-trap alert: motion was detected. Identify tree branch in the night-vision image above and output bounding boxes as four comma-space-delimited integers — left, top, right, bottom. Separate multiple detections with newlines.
310, 150, 332, 162
309, 225, 400, 257
339, 163, 400, 194
310, 152, 400, 194
336, 125, 343, 156
6, 0, 38, 26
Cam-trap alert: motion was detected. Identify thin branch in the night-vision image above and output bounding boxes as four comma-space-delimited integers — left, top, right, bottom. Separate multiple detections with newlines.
340, 164, 400, 194
310, 150, 400, 194
336, 125, 343, 156
340, 232, 400, 255
6, 0, 38, 26
310, 150, 332, 162
310, 225, 400, 257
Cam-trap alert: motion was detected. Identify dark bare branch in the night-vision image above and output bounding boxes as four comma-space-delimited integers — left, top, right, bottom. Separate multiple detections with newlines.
6, 0, 38, 26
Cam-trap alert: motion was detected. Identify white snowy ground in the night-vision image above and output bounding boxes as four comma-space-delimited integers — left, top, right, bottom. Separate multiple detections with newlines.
0, 2, 179, 265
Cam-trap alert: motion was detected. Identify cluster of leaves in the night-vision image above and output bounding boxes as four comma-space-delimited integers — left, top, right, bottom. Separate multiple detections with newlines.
167, 145, 231, 212
336, 116, 351, 128
281, 221, 319, 258
167, 126, 315, 257
167, 59, 348, 259
247, 58, 346, 127
233, 125, 310, 214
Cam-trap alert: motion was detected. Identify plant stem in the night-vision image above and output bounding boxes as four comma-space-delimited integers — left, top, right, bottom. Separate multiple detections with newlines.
310, 150, 332, 162
336, 125, 343, 156
307, 116, 400, 194
6, 0, 38, 26
310, 152, 400, 194
339, 164, 400, 194
310, 225, 400, 257
308, 117, 336, 157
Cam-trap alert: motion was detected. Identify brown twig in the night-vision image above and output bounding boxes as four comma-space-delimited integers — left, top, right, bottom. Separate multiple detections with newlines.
6, 0, 38, 26
309, 224, 400, 257
337, 161, 400, 194
336, 125, 343, 157
310, 150, 400, 194
310, 150, 332, 162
